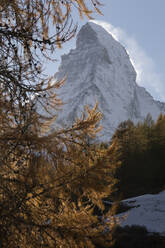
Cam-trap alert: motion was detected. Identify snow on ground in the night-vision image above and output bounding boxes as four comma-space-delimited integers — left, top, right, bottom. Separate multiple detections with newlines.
119, 190, 165, 234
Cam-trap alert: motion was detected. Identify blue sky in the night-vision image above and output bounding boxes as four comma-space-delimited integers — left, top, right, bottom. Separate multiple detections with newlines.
97, 0, 165, 101
47, 0, 165, 101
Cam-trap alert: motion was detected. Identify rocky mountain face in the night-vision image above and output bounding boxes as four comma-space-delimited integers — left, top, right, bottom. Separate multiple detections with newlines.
55, 22, 165, 141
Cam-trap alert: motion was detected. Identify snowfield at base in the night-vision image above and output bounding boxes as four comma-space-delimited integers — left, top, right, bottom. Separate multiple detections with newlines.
119, 190, 165, 234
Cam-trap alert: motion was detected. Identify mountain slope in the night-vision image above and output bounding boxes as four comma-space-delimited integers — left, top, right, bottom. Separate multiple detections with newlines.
55, 22, 165, 141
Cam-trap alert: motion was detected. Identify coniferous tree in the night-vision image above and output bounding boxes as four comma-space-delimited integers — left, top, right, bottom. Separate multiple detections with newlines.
0, 1, 119, 247
110, 114, 165, 199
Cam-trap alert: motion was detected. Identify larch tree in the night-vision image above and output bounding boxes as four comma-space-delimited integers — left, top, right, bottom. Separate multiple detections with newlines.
0, 1, 118, 247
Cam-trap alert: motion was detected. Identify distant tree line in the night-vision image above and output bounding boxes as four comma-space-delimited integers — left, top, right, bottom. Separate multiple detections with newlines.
107, 113, 165, 199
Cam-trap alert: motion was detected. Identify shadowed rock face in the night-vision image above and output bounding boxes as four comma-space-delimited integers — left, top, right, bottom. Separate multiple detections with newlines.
54, 22, 165, 141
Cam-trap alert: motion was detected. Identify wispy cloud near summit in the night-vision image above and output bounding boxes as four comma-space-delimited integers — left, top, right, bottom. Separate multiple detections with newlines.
91, 20, 165, 101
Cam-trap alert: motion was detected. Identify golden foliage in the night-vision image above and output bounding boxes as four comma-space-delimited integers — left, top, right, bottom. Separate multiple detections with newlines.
0, 0, 119, 247
0, 101, 118, 247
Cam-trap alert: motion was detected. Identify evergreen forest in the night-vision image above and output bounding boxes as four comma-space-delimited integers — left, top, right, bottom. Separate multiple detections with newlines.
108, 114, 165, 199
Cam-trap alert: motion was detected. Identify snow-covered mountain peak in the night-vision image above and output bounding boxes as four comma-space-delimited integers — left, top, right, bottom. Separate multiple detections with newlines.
77, 22, 123, 53
76, 22, 99, 48
55, 22, 165, 141
76, 22, 136, 84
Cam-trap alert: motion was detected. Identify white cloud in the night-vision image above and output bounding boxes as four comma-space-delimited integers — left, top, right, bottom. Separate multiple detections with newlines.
91, 20, 165, 101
